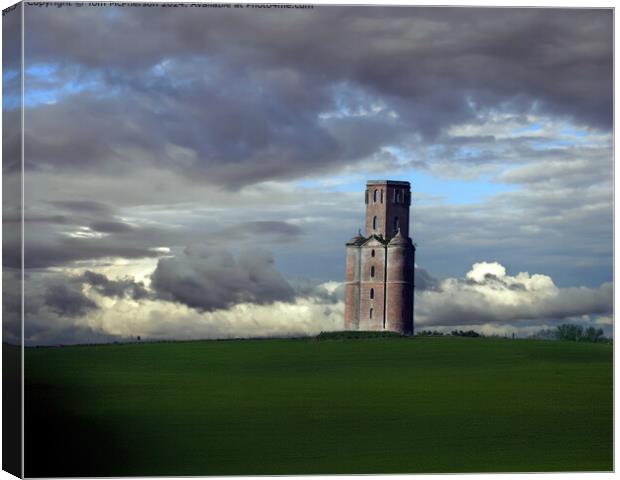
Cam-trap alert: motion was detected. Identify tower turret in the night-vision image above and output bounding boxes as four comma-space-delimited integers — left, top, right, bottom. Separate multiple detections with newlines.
386, 229, 415, 334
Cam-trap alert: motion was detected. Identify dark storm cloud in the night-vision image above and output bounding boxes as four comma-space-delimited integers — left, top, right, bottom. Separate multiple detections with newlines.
90, 220, 134, 233
81, 270, 149, 300
150, 245, 296, 311
496, 146, 613, 188
22, 6, 611, 187
5, 214, 69, 224
44, 283, 98, 317
2, 110, 21, 173
14, 200, 170, 268
16, 214, 303, 270
18, 191, 308, 269
5, 268, 154, 344
2, 4, 21, 72
216, 221, 302, 242
9, 240, 162, 269
51, 200, 113, 214
21, 283, 125, 346
414, 267, 439, 291
7, 270, 147, 345
25, 324, 124, 346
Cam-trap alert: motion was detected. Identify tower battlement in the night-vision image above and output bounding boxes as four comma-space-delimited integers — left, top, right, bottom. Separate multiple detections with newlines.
345, 180, 415, 335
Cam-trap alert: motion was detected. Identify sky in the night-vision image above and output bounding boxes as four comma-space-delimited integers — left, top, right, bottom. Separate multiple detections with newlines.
2, 3, 613, 345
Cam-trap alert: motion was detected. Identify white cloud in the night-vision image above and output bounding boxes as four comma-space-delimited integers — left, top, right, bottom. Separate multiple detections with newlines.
416, 262, 612, 328
89, 295, 343, 342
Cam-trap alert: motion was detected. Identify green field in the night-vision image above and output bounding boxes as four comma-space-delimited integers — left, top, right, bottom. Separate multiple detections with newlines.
24, 336, 612, 476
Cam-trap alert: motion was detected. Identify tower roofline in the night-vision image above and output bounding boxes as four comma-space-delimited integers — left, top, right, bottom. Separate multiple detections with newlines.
366, 180, 411, 186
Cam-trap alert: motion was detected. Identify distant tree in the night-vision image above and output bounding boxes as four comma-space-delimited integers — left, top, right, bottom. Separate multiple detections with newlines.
555, 324, 608, 342
583, 327, 604, 343
555, 324, 584, 342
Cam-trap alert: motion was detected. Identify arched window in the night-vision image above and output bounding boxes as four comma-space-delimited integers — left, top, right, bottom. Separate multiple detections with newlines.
370, 288, 374, 300
396, 190, 401, 203
369, 308, 373, 319
371, 249, 375, 257
380, 189, 384, 203
373, 189, 378, 203
370, 266, 375, 277
372, 216, 378, 230
394, 216, 399, 232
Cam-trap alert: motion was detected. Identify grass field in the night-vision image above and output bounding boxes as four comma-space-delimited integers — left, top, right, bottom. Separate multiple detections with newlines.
24, 336, 612, 476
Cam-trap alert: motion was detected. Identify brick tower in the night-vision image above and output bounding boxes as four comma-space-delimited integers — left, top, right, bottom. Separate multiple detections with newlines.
344, 180, 415, 335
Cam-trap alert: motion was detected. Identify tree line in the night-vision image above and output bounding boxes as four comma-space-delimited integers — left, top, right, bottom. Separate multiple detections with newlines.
416, 324, 609, 342
553, 324, 606, 342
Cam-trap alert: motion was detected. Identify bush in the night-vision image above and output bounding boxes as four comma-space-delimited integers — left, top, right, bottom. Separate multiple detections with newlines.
450, 330, 482, 338
416, 330, 444, 337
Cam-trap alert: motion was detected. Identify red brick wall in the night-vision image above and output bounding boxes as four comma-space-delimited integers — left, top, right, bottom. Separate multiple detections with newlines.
344, 245, 360, 330
359, 244, 385, 330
